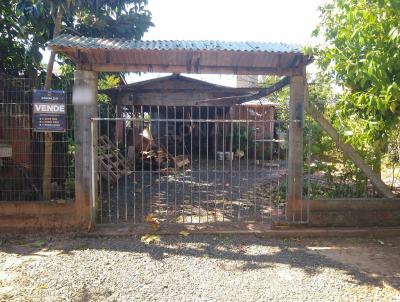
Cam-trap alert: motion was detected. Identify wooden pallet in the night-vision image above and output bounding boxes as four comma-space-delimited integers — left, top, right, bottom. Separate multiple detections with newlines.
98, 135, 131, 183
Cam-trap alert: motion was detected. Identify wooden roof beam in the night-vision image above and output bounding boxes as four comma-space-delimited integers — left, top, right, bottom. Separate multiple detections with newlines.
194, 76, 290, 105
79, 63, 303, 76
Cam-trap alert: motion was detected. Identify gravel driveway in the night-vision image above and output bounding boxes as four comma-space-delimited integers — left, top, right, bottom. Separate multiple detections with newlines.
0, 235, 399, 302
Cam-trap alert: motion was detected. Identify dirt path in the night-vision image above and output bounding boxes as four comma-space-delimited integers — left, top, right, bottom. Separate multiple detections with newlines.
99, 159, 287, 224
0, 235, 399, 302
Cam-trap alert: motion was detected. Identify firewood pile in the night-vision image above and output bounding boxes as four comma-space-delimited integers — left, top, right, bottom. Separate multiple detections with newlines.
100, 127, 191, 182
131, 128, 191, 173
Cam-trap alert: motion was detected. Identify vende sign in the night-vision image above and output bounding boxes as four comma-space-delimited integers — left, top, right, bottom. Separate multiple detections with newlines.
34, 104, 66, 113
32, 90, 66, 132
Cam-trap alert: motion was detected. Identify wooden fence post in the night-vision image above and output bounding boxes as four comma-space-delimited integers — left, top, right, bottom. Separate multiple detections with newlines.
73, 69, 98, 229
287, 71, 306, 222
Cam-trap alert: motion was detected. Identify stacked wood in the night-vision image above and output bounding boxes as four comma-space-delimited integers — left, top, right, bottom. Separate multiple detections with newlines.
140, 141, 175, 168
98, 135, 131, 183
126, 126, 191, 172
173, 155, 190, 169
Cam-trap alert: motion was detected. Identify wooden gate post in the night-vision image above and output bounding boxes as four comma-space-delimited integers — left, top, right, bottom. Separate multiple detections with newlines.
73, 69, 98, 229
287, 71, 306, 222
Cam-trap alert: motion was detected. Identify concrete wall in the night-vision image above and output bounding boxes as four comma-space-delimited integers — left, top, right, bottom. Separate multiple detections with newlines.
0, 202, 84, 233
309, 198, 400, 227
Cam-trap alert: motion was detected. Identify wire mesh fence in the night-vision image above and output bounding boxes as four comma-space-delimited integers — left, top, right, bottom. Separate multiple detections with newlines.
94, 104, 289, 224
0, 77, 74, 202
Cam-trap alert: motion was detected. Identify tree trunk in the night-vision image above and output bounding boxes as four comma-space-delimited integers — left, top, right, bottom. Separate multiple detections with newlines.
372, 151, 382, 197
42, 8, 63, 201
397, 135, 400, 163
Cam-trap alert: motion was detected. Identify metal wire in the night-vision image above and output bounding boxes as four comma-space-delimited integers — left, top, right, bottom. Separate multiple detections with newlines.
94, 104, 290, 224
0, 78, 74, 202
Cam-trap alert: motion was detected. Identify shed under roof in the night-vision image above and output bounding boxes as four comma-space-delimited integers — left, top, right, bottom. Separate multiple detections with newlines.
100, 74, 277, 107
48, 34, 311, 75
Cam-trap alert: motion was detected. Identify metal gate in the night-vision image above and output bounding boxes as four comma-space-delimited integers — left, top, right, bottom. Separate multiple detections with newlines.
92, 104, 289, 225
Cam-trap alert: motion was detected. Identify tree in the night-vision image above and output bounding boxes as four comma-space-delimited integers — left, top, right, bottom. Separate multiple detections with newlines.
16, 0, 153, 199
0, 1, 43, 76
311, 0, 400, 174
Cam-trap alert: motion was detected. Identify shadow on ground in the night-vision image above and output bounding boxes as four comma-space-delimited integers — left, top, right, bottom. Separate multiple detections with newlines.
1, 234, 399, 292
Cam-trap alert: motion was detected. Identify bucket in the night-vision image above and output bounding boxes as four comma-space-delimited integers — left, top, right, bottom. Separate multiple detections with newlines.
225, 152, 234, 161
217, 151, 224, 161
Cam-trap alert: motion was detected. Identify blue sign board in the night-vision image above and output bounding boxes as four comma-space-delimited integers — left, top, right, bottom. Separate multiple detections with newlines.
32, 90, 66, 132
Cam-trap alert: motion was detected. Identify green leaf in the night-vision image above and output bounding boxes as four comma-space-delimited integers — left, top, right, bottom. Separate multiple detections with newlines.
390, 102, 396, 112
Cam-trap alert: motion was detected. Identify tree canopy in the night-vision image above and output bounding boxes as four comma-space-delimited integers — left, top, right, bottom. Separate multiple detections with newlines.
0, 0, 153, 77
311, 0, 400, 159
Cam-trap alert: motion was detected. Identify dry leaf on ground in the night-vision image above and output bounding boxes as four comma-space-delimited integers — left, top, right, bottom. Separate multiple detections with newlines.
179, 230, 190, 237
141, 234, 161, 244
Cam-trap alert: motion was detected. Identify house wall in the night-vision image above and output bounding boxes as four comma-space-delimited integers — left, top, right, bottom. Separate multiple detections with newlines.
231, 105, 275, 139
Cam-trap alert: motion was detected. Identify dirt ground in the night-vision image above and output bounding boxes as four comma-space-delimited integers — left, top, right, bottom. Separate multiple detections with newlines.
99, 159, 287, 224
0, 235, 399, 302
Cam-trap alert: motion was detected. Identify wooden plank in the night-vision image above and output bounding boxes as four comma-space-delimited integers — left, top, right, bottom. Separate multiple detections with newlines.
73, 70, 98, 228
97, 134, 131, 183
287, 74, 306, 222
304, 99, 395, 198
79, 63, 303, 76
173, 155, 190, 168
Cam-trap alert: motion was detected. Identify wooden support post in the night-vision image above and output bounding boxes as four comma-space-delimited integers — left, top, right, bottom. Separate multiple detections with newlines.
73, 70, 98, 229
287, 72, 306, 222
304, 100, 395, 198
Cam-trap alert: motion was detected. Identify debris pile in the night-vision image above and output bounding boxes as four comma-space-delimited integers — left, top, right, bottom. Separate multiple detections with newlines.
99, 126, 191, 181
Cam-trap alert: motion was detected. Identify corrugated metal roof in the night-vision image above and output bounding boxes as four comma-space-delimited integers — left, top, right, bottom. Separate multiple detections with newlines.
49, 34, 303, 53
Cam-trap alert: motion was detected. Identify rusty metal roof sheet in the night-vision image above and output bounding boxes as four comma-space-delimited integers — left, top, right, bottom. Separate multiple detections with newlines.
49, 34, 303, 54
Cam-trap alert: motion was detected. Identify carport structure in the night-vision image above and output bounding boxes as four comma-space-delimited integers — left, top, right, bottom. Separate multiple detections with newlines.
48, 34, 311, 228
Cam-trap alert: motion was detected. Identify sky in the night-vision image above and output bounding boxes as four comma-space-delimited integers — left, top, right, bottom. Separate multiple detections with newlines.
127, 0, 326, 85
144, 0, 323, 43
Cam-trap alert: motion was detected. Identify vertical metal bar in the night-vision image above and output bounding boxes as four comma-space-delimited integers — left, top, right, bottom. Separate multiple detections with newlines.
98, 104, 102, 224
158, 105, 161, 222
165, 105, 169, 222
89, 119, 96, 227
174, 106, 177, 221
107, 105, 111, 222
214, 107, 218, 222
253, 117, 257, 218
182, 107, 186, 223
149, 106, 153, 216
206, 106, 209, 223
246, 106, 249, 221
229, 108, 233, 218
116, 104, 120, 223
132, 104, 136, 224
190, 106, 193, 223
141, 105, 145, 221
238, 105, 241, 220
268, 107, 273, 222
124, 110, 128, 222
222, 107, 225, 221
277, 119, 281, 222
261, 105, 266, 223
198, 106, 201, 223
282, 120, 290, 220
